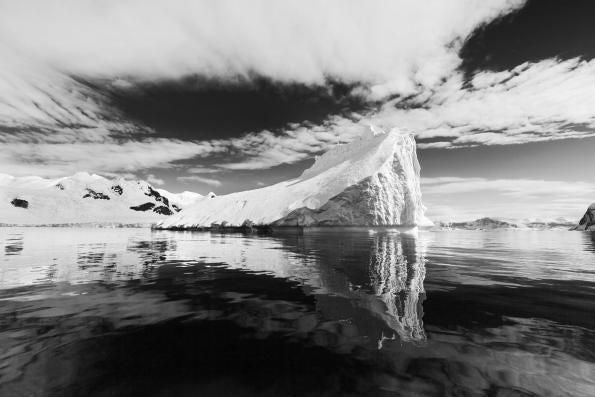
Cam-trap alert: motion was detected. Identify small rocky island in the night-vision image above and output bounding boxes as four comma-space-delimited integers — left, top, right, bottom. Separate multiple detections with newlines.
572, 203, 595, 231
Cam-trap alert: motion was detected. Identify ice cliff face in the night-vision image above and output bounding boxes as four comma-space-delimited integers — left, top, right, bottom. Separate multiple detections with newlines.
0, 172, 201, 225
572, 203, 595, 231
158, 127, 431, 229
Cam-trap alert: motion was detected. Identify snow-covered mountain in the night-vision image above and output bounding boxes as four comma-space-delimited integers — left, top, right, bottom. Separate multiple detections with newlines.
158, 127, 431, 229
0, 172, 202, 226
571, 203, 595, 231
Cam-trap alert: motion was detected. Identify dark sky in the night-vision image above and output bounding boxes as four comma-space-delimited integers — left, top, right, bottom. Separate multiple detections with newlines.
460, 0, 595, 74
100, 78, 370, 141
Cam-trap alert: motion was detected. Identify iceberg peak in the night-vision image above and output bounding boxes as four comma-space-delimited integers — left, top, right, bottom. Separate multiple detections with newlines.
158, 127, 431, 229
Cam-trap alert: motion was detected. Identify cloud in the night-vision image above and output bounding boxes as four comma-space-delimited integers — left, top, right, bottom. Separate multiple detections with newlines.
187, 167, 222, 174
0, 0, 522, 94
5, 0, 594, 186
177, 175, 222, 187
0, 1, 528, 177
8, 53, 595, 178
0, 130, 227, 177
214, 127, 350, 170
421, 177, 595, 197
365, 58, 595, 147
213, 56, 595, 170
146, 174, 164, 186
421, 177, 595, 221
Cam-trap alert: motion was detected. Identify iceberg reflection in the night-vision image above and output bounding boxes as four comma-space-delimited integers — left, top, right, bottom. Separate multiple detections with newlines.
366, 233, 426, 344
0, 227, 426, 348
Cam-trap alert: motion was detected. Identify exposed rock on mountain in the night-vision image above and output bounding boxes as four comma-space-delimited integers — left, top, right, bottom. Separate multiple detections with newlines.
158, 127, 431, 229
10, 198, 28, 209
111, 185, 123, 195
130, 202, 156, 212
82, 188, 110, 200
153, 206, 173, 215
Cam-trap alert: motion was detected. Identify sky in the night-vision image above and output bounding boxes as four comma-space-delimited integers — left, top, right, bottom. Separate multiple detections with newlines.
1, 0, 594, 222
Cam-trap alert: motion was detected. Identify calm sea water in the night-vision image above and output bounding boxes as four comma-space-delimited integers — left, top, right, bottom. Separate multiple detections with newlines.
0, 227, 594, 396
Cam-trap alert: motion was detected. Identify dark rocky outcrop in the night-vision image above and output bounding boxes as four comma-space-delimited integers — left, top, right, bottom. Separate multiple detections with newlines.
82, 188, 110, 200
572, 203, 595, 231
10, 198, 29, 209
145, 186, 169, 207
55, 183, 65, 190
172, 204, 181, 212
153, 205, 173, 215
130, 202, 156, 212
111, 185, 123, 195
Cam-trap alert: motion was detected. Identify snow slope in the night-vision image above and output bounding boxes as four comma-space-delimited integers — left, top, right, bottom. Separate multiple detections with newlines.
571, 203, 595, 231
158, 127, 431, 228
0, 172, 202, 225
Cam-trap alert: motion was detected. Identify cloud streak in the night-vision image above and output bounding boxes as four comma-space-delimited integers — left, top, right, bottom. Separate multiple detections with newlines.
215, 56, 595, 170
0, 130, 227, 177
177, 175, 222, 188
0, 0, 523, 95
421, 177, 595, 221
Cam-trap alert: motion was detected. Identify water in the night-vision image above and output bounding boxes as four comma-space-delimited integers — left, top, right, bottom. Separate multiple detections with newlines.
0, 227, 594, 396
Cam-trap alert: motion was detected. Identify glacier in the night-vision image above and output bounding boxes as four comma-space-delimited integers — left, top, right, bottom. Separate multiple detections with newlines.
571, 203, 595, 231
158, 127, 431, 229
0, 172, 201, 226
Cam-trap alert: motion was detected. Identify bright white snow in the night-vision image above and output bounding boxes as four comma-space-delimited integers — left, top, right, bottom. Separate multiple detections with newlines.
158, 127, 431, 228
0, 172, 201, 226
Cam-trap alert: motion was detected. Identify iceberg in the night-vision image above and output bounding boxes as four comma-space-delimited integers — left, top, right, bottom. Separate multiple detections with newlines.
571, 203, 595, 231
0, 172, 201, 226
158, 127, 431, 229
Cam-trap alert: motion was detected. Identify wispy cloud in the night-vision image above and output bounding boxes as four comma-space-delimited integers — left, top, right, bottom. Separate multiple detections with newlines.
421, 177, 595, 221
0, 0, 522, 97
213, 57, 595, 170
146, 174, 164, 186
0, 131, 227, 177
361, 58, 595, 148
177, 175, 222, 187
187, 167, 222, 174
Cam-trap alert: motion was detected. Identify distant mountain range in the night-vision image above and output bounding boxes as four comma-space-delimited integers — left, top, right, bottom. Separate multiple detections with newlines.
435, 217, 576, 230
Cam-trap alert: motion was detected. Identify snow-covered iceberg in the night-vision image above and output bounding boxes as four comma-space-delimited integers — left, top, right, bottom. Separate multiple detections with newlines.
0, 172, 201, 226
571, 203, 595, 231
158, 127, 431, 229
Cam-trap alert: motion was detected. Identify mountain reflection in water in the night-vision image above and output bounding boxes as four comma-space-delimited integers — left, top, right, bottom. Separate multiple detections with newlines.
0, 228, 594, 396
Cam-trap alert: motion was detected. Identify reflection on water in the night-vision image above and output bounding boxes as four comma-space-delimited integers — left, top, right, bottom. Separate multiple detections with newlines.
0, 228, 594, 396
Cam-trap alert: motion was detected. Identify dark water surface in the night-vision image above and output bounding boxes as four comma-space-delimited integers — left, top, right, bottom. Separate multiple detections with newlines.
1, 227, 594, 396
